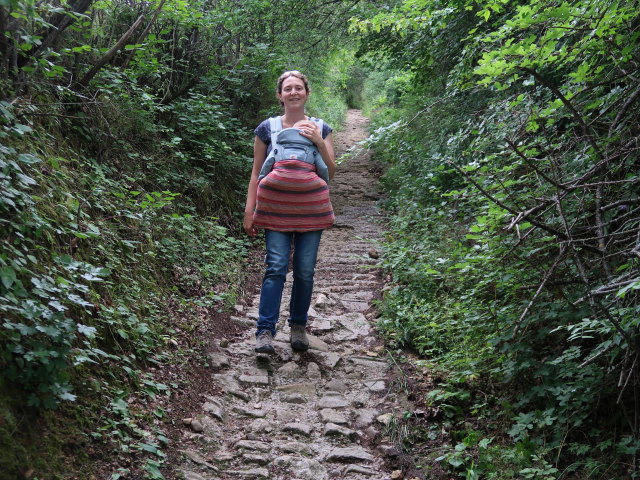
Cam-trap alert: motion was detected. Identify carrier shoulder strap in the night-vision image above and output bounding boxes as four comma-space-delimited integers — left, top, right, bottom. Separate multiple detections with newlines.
311, 117, 324, 138
269, 116, 282, 152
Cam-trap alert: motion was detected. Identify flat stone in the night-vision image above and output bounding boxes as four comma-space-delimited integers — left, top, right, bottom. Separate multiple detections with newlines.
275, 407, 301, 422
230, 315, 255, 326
233, 405, 266, 418
326, 446, 374, 463
213, 374, 240, 391
391, 470, 402, 479
181, 449, 218, 471
243, 453, 271, 465
225, 468, 269, 479
317, 352, 341, 369
325, 379, 348, 393
281, 441, 313, 455
317, 393, 349, 409
229, 389, 249, 402
364, 380, 386, 392
306, 362, 321, 379
344, 465, 378, 476
355, 409, 378, 428
319, 409, 349, 425
277, 382, 317, 396
332, 330, 358, 341
281, 393, 307, 404
235, 440, 271, 452
203, 398, 226, 421
283, 422, 313, 436
340, 300, 369, 312
311, 319, 333, 331
324, 422, 357, 439
350, 355, 387, 365
249, 418, 273, 433
339, 291, 374, 302
350, 357, 388, 372
239, 374, 269, 386
337, 312, 371, 335
208, 352, 230, 369
278, 362, 301, 377
272, 456, 328, 480
211, 449, 235, 463
308, 334, 329, 352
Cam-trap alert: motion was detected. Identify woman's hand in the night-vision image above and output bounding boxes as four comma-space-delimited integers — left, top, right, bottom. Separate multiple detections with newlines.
244, 210, 258, 237
297, 120, 323, 147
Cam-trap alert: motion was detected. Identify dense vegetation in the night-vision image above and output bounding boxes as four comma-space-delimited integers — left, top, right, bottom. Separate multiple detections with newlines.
2, 0, 639, 478
0, 0, 357, 477
353, 0, 640, 478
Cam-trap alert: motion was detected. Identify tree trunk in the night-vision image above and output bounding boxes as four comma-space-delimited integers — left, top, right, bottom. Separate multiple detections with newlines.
120, 0, 167, 70
75, 14, 145, 87
17, 0, 95, 68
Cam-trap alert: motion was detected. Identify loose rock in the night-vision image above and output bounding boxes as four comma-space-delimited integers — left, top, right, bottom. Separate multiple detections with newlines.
276, 382, 316, 395
283, 422, 313, 436
317, 393, 349, 409
319, 409, 349, 425
326, 446, 374, 463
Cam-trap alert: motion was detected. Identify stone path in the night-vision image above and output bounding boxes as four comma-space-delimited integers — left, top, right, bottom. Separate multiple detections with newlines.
176, 110, 410, 480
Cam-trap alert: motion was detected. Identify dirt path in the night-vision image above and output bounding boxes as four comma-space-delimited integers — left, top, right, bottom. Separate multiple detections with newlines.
174, 110, 412, 480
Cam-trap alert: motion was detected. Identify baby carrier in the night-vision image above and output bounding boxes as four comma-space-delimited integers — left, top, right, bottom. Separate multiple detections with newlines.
258, 116, 330, 184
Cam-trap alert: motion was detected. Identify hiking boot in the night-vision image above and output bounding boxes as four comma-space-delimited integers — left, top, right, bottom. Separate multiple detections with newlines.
290, 324, 309, 351
255, 330, 275, 354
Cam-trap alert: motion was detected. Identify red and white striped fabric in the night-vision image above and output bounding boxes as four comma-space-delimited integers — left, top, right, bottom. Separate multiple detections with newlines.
253, 159, 334, 232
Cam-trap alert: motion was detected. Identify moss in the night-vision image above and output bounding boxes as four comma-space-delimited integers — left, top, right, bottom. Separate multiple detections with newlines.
0, 378, 30, 480
0, 376, 98, 480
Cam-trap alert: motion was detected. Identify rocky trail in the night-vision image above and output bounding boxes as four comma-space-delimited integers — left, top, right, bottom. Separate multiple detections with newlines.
172, 110, 419, 480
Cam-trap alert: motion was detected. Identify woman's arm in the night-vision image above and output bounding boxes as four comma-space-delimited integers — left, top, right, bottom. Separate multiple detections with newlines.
243, 136, 267, 237
298, 121, 336, 180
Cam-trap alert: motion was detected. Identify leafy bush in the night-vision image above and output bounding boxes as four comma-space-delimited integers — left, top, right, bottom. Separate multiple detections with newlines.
356, 0, 640, 477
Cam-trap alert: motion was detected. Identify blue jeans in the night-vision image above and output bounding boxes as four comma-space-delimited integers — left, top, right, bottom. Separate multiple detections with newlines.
256, 229, 323, 336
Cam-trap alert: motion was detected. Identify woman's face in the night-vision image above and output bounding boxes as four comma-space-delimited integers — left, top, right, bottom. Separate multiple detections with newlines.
278, 76, 308, 108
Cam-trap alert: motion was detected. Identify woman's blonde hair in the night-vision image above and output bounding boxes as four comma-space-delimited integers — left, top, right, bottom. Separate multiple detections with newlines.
276, 70, 310, 103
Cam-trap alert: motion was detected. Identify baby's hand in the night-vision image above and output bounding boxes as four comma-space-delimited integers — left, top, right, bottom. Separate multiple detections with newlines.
296, 121, 322, 145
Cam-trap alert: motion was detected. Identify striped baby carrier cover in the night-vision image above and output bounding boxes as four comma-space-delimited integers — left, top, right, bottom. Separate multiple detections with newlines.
253, 117, 334, 232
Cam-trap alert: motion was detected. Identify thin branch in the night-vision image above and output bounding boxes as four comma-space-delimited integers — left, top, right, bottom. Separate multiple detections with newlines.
448, 160, 570, 241
513, 246, 566, 337
506, 138, 568, 191
520, 66, 602, 159
609, 85, 640, 137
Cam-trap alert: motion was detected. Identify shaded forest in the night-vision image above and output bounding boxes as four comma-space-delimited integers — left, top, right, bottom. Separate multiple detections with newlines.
1, 0, 639, 478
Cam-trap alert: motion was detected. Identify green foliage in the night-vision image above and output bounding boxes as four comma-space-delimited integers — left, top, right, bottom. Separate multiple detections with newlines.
1, 0, 363, 476
356, 0, 640, 477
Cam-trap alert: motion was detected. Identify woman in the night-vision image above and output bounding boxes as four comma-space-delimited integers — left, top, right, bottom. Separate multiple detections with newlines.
243, 70, 336, 354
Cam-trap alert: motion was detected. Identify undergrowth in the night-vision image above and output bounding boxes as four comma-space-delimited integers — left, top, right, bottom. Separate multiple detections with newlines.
365, 59, 638, 480
0, 78, 252, 478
